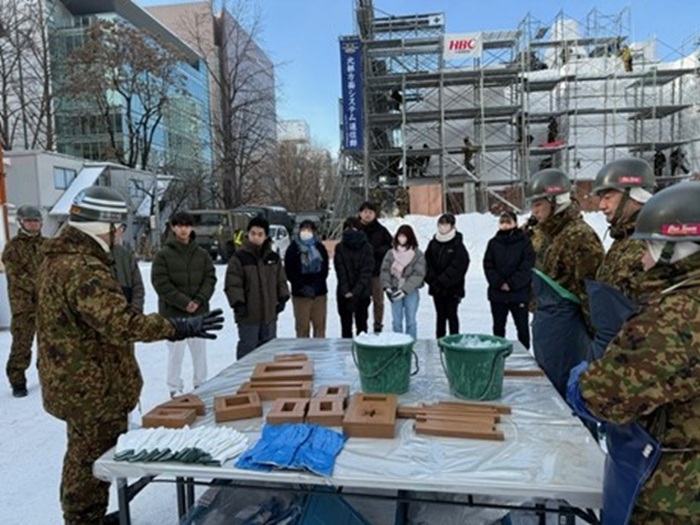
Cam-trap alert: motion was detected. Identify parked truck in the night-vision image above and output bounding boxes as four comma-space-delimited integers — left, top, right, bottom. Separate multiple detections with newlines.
190, 205, 296, 262
189, 209, 249, 263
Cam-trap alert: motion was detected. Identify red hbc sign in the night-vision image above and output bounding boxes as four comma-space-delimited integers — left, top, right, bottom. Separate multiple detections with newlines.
449, 39, 477, 51
661, 223, 700, 236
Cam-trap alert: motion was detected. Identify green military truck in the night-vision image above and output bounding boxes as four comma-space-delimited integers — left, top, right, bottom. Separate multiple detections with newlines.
190, 209, 250, 263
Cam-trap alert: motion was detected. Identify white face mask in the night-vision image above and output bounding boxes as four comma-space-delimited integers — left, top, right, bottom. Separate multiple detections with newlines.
437, 224, 452, 235
299, 230, 314, 241
397, 235, 408, 246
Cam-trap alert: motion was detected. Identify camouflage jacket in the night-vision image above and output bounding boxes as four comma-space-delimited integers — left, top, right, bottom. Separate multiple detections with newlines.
596, 212, 648, 302
580, 252, 700, 517
536, 205, 604, 310
1, 230, 45, 313
37, 226, 176, 421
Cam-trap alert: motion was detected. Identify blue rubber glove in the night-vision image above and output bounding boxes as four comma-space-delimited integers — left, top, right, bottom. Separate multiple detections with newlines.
236, 424, 289, 471
566, 361, 602, 424
294, 424, 347, 476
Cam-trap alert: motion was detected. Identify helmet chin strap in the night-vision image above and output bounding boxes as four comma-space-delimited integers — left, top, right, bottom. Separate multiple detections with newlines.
658, 241, 675, 265
610, 189, 631, 228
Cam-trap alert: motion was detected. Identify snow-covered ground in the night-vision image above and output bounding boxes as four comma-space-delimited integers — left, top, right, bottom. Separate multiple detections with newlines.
0, 212, 611, 524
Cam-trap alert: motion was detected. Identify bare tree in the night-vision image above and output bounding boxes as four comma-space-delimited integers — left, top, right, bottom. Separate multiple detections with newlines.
59, 20, 186, 169
173, 0, 278, 207
0, 0, 54, 150
263, 142, 334, 212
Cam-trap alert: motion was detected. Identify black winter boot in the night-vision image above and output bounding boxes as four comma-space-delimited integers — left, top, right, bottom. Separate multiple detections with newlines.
11, 383, 28, 397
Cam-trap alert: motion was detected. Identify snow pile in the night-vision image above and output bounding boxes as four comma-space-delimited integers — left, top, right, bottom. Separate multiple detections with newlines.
455, 335, 507, 348
354, 332, 414, 346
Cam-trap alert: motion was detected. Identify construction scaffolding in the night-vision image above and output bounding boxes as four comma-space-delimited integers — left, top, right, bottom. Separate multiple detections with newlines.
337, 1, 700, 216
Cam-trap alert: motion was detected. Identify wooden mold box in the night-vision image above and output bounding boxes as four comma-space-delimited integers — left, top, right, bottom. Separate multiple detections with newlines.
214, 392, 262, 423
306, 397, 345, 427
343, 393, 397, 439
238, 380, 313, 401
142, 407, 197, 429
315, 385, 349, 406
266, 397, 309, 425
251, 361, 314, 382
274, 353, 309, 362
158, 394, 206, 416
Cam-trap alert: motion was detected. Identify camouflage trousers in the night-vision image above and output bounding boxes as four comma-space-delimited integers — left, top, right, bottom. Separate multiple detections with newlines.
6, 311, 35, 386
61, 413, 127, 525
631, 508, 700, 524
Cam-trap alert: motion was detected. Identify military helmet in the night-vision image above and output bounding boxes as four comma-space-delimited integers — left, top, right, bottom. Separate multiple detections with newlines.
632, 181, 700, 242
593, 158, 654, 195
525, 169, 572, 201
17, 205, 42, 221
70, 186, 129, 223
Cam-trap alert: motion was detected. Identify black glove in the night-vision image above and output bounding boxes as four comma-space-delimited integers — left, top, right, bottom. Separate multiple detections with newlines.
233, 303, 248, 318
385, 289, 394, 302
526, 215, 538, 228
275, 301, 286, 314
168, 309, 224, 341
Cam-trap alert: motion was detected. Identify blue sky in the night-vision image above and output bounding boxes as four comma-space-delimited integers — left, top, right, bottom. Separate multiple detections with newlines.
140, 1, 699, 152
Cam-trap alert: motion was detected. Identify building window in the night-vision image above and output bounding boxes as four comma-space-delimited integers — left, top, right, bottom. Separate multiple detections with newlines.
53, 167, 77, 190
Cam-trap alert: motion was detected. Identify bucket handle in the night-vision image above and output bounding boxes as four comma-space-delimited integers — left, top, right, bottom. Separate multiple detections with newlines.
439, 345, 511, 401
351, 345, 419, 379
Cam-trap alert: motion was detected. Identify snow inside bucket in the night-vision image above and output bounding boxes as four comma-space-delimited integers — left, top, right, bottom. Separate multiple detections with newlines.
352, 332, 417, 394
438, 334, 512, 401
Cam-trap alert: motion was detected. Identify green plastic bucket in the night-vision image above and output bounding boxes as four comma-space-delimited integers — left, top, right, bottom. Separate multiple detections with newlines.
352, 336, 419, 395
438, 334, 513, 401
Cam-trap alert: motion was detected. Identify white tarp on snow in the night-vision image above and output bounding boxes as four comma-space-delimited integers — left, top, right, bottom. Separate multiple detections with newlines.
94, 338, 604, 510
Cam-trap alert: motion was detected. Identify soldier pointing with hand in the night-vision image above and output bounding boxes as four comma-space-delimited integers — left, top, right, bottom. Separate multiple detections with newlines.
36, 187, 224, 525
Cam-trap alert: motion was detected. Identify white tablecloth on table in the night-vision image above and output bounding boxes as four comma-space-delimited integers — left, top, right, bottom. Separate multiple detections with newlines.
94, 338, 604, 509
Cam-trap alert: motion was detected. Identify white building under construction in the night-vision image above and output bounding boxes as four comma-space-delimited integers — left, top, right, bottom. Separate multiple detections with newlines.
337, 2, 699, 215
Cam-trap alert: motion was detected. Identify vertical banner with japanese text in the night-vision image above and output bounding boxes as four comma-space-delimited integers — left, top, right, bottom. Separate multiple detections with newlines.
340, 38, 364, 150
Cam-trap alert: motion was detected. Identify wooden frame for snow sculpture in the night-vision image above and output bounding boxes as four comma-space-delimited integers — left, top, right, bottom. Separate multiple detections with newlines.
214, 392, 262, 422
342, 393, 397, 438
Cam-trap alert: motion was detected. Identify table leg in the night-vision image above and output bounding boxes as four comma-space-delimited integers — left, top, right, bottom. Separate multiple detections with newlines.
394, 490, 409, 525
535, 502, 546, 525
186, 477, 196, 510
176, 477, 187, 519
116, 477, 131, 525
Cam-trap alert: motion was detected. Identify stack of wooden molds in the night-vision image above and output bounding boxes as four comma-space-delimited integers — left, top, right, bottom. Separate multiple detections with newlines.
237, 354, 314, 400
398, 400, 509, 441
142, 394, 206, 429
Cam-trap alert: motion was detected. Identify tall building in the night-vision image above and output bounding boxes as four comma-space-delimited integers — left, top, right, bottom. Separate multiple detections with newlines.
145, 1, 277, 146
48, 0, 213, 175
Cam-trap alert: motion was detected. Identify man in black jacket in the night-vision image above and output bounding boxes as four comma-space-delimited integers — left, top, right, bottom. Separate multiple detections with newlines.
483, 211, 536, 348
358, 201, 393, 333
334, 217, 374, 337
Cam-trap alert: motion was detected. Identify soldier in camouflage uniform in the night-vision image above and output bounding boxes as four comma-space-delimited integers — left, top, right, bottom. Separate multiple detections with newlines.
526, 169, 604, 396
2, 205, 45, 397
36, 187, 224, 525
571, 181, 700, 524
593, 158, 655, 301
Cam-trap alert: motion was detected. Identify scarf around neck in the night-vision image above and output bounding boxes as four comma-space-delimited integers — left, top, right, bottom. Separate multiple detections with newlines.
435, 228, 456, 243
298, 236, 323, 274
391, 246, 415, 278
